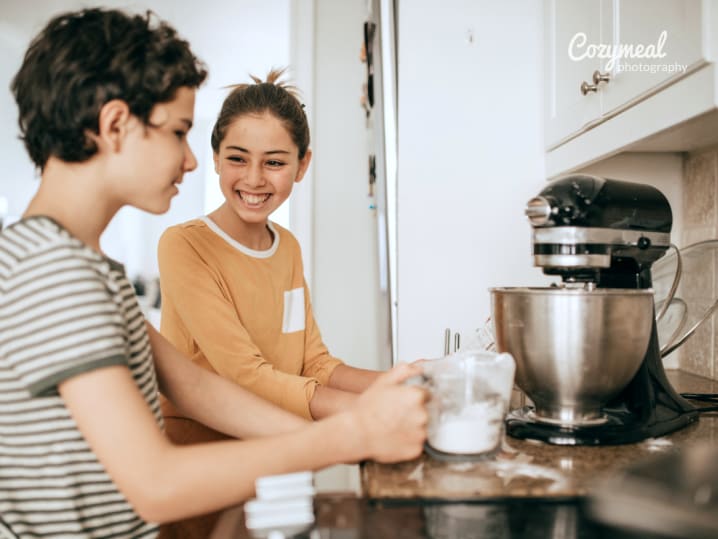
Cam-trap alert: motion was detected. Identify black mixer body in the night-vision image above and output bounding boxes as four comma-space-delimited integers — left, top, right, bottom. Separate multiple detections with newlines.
507, 174, 698, 445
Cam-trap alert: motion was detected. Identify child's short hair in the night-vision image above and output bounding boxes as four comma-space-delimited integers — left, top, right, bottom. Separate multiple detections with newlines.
11, 8, 208, 170
211, 68, 310, 159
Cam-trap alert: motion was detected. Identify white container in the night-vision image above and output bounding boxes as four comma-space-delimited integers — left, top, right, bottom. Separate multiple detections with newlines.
245, 471, 316, 538
255, 471, 315, 501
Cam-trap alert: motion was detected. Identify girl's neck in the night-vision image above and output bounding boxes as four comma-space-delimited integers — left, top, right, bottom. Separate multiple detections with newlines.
209, 204, 274, 251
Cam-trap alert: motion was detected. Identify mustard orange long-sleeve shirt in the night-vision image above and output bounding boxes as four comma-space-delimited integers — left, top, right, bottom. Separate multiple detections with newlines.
157, 217, 343, 419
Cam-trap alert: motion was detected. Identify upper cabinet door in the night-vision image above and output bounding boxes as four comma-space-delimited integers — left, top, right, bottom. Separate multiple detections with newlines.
545, 0, 605, 150
601, 0, 707, 116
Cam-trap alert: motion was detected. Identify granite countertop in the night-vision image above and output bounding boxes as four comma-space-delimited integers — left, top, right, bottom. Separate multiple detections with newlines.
361, 370, 718, 500
210, 371, 716, 539
211, 494, 681, 539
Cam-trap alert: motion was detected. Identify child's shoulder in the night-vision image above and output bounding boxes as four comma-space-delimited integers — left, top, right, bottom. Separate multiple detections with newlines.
158, 217, 223, 260
269, 221, 301, 250
0, 216, 96, 267
161, 217, 210, 241
0, 216, 112, 287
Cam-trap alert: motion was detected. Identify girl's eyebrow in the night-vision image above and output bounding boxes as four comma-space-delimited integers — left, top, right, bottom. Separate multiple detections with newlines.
180, 118, 193, 128
225, 145, 290, 155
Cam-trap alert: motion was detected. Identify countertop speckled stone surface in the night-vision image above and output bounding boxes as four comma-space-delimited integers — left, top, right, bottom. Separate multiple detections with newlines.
361, 371, 718, 500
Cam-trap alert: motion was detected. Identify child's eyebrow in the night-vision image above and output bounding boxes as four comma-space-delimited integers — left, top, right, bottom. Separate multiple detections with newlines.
225, 145, 290, 155
181, 118, 193, 128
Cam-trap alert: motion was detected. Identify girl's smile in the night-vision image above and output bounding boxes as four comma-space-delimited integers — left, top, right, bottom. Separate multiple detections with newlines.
237, 190, 273, 207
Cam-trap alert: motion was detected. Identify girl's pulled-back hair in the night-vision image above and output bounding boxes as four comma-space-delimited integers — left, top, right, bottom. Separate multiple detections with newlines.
211, 68, 310, 159
11, 8, 207, 169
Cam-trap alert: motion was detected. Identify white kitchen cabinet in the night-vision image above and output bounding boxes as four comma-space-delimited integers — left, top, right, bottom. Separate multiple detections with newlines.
545, 0, 712, 165
544, 0, 604, 149
601, 0, 705, 114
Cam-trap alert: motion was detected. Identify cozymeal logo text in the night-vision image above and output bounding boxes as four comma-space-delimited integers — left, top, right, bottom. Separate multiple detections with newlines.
567, 30, 687, 74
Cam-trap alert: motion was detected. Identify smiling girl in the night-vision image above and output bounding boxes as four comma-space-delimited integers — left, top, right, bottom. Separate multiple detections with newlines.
157, 70, 382, 436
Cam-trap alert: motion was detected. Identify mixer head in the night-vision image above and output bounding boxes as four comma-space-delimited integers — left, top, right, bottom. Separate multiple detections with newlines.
525, 175, 672, 286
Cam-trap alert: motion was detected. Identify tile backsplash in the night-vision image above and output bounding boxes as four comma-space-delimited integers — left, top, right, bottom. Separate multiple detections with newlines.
679, 146, 718, 380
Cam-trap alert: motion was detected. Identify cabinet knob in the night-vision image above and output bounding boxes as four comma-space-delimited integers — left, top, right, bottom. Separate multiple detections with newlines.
580, 81, 598, 95
593, 70, 610, 85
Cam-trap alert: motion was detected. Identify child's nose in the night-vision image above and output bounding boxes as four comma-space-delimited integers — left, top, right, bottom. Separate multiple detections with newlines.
245, 164, 265, 187
184, 144, 198, 172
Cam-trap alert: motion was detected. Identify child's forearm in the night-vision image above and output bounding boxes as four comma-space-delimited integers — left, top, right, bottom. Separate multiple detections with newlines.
149, 323, 307, 437
172, 365, 308, 437
308, 384, 358, 419
147, 412, 363, 521
60, 365, 361, 522
327, 364, 382, 393
60, 362, 426, 524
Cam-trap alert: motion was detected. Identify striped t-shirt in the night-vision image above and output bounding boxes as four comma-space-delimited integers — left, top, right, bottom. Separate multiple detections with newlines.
0, 216, 161, 538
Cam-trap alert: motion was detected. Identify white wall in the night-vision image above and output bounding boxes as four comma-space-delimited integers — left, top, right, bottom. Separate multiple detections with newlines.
396, 0, 550, 361
310, 0, 386, 371
1, 0, 290, 279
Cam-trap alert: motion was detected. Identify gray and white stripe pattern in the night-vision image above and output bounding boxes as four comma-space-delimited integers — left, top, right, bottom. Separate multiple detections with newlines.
0, 217, 161, 538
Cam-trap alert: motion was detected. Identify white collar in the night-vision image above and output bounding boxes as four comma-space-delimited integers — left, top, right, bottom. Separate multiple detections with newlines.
199, 216, 280, 259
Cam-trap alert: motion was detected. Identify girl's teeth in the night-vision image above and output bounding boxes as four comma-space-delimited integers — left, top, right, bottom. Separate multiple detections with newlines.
240, 192, 270, 204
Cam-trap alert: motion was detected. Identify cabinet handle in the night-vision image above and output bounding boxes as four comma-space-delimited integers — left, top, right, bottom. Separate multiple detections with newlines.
580, 81, 598, 95
592, 70, 610, 85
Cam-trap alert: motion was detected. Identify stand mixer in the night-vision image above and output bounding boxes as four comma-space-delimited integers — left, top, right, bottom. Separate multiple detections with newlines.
493, 175, 698, 445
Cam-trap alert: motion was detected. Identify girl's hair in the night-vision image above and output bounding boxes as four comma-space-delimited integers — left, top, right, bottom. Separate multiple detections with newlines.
12, 8, 207, 170
211, 68, 309, 159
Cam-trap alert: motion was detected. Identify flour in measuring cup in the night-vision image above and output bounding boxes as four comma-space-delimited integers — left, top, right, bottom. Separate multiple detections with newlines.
428, 398, 505, 454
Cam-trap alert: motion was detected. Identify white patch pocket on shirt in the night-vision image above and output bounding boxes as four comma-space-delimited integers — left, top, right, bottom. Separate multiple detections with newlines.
282, 287, 306, 333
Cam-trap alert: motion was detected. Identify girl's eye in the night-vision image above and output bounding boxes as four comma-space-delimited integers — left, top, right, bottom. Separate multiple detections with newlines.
266, 160, 285, 167
228, 156, 245, 163
174, 131, 187, 140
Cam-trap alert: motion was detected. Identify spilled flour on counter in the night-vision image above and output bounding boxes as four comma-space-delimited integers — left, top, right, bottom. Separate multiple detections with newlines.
448, 462, 475, 472
407, 462, 424, 482
641, 437, 673, 451
492, 459, 569, 490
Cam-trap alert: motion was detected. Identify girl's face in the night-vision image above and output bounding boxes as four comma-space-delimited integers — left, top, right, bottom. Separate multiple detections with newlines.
213, 111, 311, 227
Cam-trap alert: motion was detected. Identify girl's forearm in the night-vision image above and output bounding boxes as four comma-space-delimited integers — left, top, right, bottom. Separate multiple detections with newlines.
308, 384, 357, 419
150, 323, 307, 437
327, 364, 382, 393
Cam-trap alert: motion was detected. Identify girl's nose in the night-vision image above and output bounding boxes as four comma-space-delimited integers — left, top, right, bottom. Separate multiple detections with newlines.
245, 164, 265, 187
184, 143, 198, 172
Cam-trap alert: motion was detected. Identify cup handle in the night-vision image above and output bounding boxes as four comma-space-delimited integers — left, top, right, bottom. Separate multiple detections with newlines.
404, 374, 429, 388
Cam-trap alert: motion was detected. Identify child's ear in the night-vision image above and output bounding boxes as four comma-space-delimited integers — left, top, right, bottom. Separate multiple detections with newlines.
294, 149, 312, 184
213, 152, 220, 174
97, 99, 132, 152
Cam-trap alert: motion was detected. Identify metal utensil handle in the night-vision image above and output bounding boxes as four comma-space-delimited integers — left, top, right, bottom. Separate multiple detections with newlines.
656, 243, 682, 323
661, 298, 718, 358
658, 297, 689, 356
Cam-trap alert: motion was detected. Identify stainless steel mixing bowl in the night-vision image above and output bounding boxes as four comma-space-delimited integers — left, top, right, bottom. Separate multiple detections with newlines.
490, 287, 654, 426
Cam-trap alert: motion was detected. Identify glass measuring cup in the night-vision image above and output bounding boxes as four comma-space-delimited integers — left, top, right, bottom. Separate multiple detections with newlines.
421, 351, 515, 457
